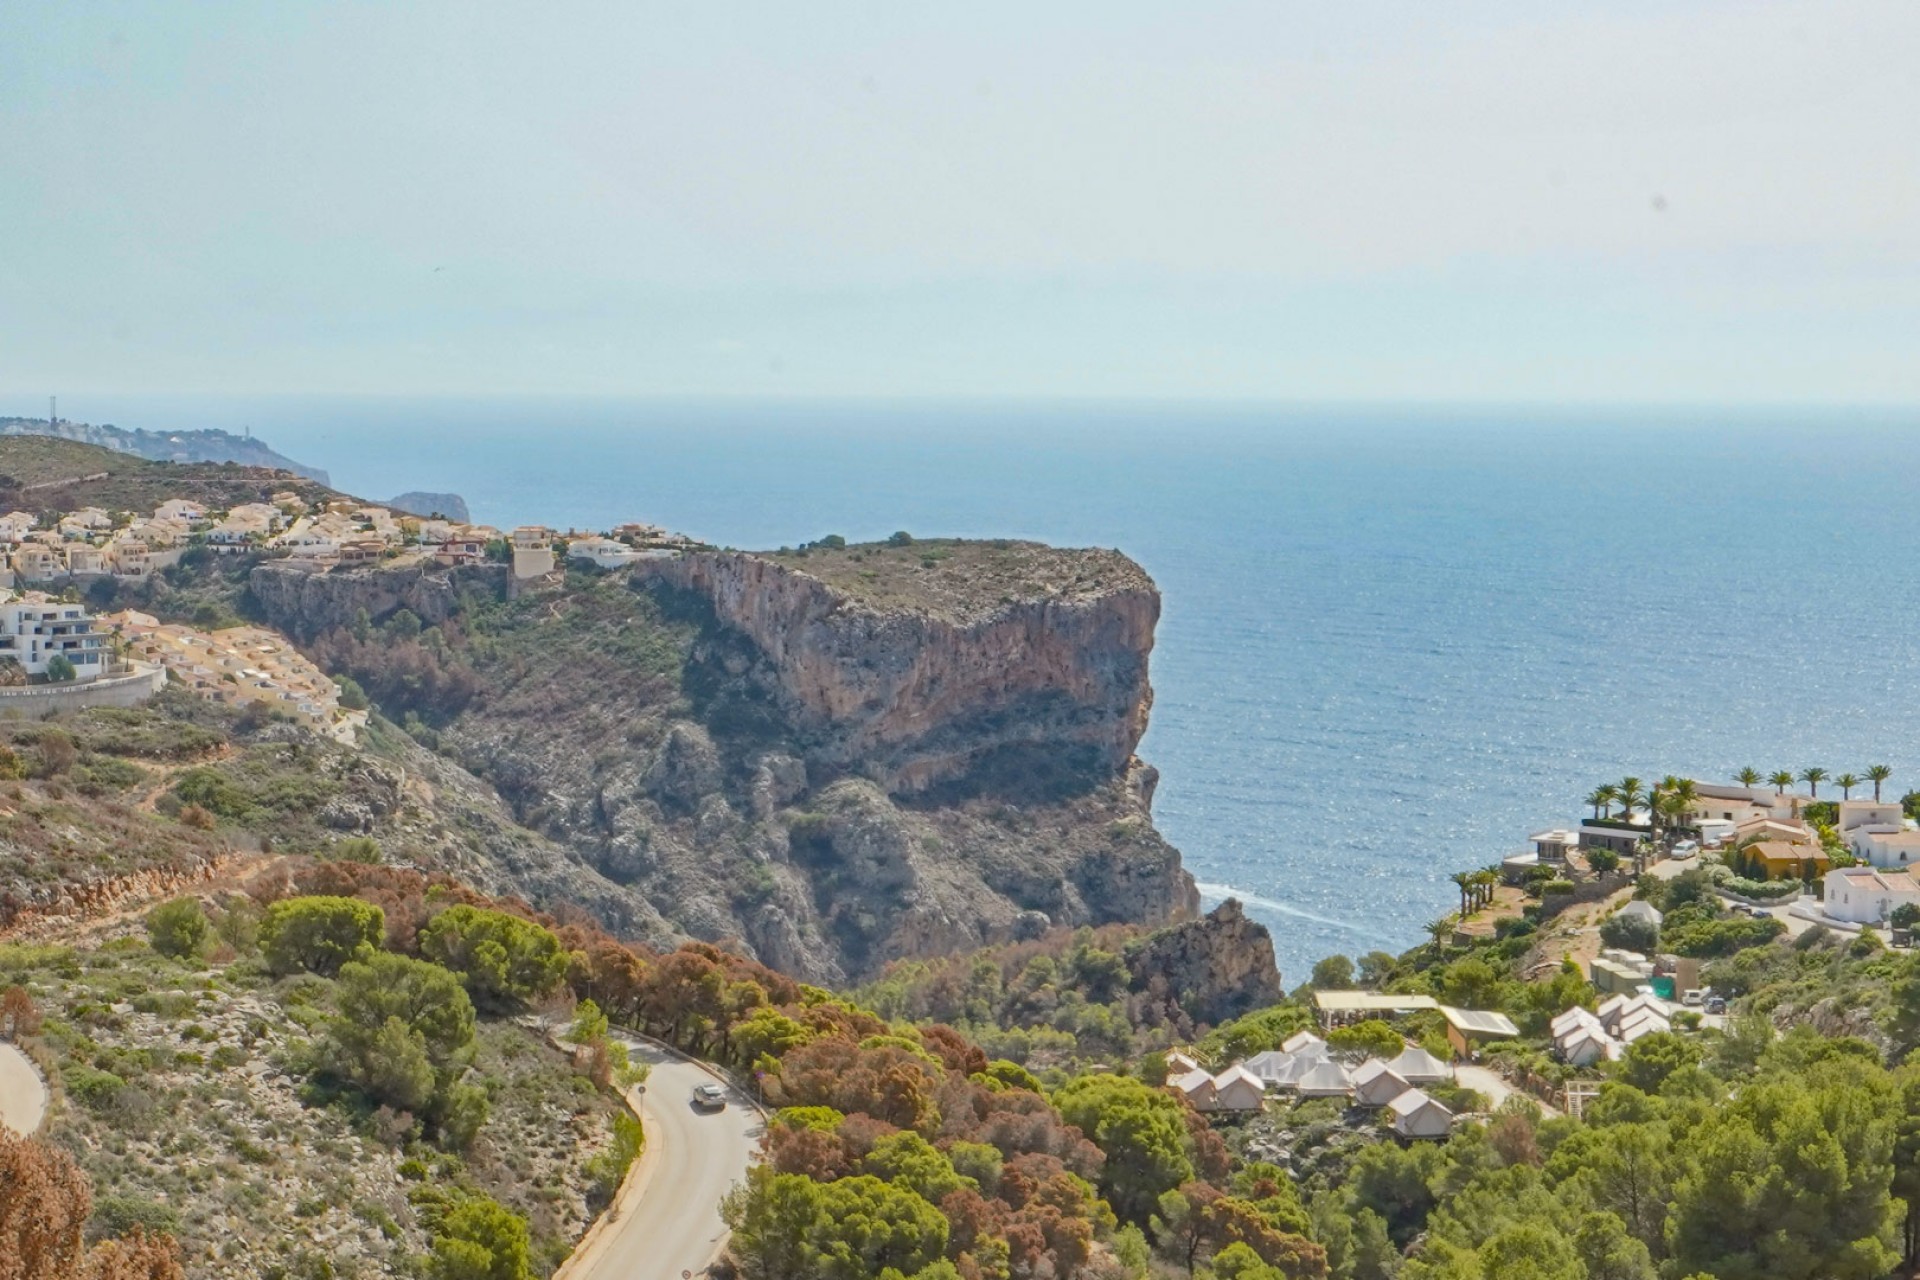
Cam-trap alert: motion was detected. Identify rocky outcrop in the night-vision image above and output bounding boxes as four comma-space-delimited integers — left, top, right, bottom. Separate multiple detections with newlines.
641, 549, 1157, 796
387, 491, 471, 522
1126, 900, 1284, 1025
250, 560, 506, 639
245, 538, 1201, 984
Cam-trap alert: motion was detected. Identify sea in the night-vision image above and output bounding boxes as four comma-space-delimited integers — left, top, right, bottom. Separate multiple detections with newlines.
29, 396, 1920, 983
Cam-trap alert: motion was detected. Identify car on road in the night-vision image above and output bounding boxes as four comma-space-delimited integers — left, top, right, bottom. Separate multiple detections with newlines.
1682, 988, 1705, 1007
1671, 841, 1699, 860
1704, 996, 1728, 1015
691, 1083, 728, 1111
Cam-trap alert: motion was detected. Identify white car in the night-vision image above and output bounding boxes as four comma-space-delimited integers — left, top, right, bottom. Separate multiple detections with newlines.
1682, 988, 1705, 1007
691, 1083, 728, 1111
1671, 841, 1699, 859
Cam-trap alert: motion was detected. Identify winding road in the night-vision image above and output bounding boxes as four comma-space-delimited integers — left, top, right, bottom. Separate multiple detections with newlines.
561, 1038, 763, 1280
0, 1039, 48, 1136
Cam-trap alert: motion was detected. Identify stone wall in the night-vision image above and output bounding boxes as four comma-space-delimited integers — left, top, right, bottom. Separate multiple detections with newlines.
0, 664, 165, 715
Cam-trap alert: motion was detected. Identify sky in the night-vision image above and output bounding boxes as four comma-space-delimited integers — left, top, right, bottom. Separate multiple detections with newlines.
2, 1, 1917, 404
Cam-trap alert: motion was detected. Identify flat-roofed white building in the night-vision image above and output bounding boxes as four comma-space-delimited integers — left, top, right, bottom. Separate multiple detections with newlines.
1824, 866, 1920, 925
0, 596, 108, 679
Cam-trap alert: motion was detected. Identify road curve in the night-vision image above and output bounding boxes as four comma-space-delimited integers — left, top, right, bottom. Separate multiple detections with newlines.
0, 1039, 48, 1136
564, 1038, 763, 1280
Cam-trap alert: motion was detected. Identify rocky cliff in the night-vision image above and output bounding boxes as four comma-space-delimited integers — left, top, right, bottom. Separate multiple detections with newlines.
1126, 899, 1285, 1025
249, 539, 1200, 984
640, 543, 1158, 795
250, 560, 505, 638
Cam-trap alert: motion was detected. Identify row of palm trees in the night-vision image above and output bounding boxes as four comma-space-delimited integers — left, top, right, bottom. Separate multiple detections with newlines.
1585, 763, 1896, 822
1731, 763, 1893, 802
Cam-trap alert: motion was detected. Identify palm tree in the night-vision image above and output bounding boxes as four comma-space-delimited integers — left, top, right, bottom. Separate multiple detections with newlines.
1426, 917, 1455, 955
1617, 777, 1644, 821
1800, 767, 1828, 799
1586, 786, 1617, 820
1736, 767, 1762, 789
1451, 870, 1475, 917
1868, 764, 1893, 802
1836, 772, 1861, 801
1472, 869, 1499, 911
1657, 791, 1689, 847
1769, 770, 1794, 795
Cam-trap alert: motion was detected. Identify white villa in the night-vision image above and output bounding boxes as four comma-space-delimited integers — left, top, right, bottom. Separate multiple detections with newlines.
0, 595, 110, 680
1823, 866, 1920, 925
511, 527, 555, 579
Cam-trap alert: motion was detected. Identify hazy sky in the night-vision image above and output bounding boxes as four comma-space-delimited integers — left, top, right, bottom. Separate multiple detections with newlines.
3, 2, 1916, 403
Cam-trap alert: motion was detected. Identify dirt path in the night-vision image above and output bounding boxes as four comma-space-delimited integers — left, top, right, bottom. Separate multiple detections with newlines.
0, 851, 279, 947
0, 1040, 48, 1136
1527, 884, 1635, 979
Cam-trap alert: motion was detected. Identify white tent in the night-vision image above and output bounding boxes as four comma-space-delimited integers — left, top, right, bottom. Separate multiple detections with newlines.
1242, 1050, 1293, 1083
1350, 1059, 1412, 1108
1294, 1060, 1353, 1098
1558, 1027, 1617, 1067
1390, 1088, 1454, 1139
1171, 1067, 1218, 1110
1211, 1064, 1267, 1112
1386, 1045, 1453, 1086
1282, 1030, 1325, 1054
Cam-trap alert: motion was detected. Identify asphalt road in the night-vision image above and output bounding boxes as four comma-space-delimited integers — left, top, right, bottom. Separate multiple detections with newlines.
0, 1039, 48, 1136
566, 1039, 762, 1280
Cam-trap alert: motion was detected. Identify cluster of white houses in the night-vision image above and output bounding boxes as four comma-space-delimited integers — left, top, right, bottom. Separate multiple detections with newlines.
1165, 1031, 1460, 1140
1551, 993, 1674, 1066
0, 495, 696, 587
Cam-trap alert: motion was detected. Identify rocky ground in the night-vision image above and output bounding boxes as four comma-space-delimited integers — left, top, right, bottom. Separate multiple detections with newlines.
3, 920, 618, 1279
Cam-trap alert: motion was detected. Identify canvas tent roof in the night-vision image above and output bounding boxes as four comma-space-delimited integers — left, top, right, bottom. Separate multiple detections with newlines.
1386, 1045, 1453, 1085
1294, 1061, 1353, 1097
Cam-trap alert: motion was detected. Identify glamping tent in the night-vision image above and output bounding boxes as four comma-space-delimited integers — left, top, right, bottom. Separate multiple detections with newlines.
1293, 1060, 1353, 1099
1350, 1059, 1412, 1108
1210, 1064, 1267, 1112
1170, 1067, 1217, 1110
1390, 1088, 1454, 1140
1386, 1045, 1453, 1086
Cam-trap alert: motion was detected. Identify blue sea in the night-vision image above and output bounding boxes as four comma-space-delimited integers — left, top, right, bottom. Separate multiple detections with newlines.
29, 396, 1920, 982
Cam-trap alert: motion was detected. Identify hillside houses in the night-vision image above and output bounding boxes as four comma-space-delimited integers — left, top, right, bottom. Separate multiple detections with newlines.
0, 491, 698, 591
109, 611, 364, 742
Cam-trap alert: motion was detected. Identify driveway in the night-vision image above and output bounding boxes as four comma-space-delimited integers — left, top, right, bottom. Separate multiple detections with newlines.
1454, 1063, 1559, 1117
0, 1040, 48, 1136
561, 1038, 763, 1280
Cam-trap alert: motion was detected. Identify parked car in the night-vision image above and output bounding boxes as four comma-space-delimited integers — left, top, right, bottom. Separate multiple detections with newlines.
1671, 841, 1699, 860
692, 1083, 727, 1111
1682, 988, 1705, 1007
1705, 997, 1728, 1015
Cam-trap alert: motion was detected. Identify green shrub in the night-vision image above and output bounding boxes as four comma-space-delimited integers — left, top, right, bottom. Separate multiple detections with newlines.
145, 898, 210, 960
261, 896, 385, 976
418, 905, 567, 1010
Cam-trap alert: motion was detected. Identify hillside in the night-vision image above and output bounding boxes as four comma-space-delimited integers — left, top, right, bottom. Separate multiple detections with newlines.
0, 437, 334, 514
0, 419, 327, 483
250, 552, 1196, 985
0, 435, 1205, 987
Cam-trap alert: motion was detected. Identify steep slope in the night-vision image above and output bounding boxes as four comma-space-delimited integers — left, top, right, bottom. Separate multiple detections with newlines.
252, 542, 1199, 984
0, 435, 333, 513
0, 418, 328, 481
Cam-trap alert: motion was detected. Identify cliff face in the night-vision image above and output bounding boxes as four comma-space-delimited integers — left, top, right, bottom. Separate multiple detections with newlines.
643, 548, 1157, 795
250, 541, 1201, 984
251, 561, 506, 638
1126, 900, 1285, 1025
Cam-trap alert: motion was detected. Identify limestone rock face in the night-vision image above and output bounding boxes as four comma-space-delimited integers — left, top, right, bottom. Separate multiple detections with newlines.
250, 561, 505, 639
1127, 899, 1284, 1026
642, 550, 1158, 795
247, 540, 1200, 983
